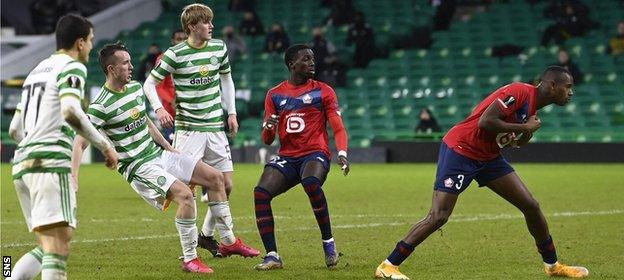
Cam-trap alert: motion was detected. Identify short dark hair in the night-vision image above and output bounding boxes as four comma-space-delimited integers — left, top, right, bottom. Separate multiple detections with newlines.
284, 44, 312, 68
56, 14, 93, 50
172, 29, 185, 39
98, 41, 130, 75
541, 65, 572, 84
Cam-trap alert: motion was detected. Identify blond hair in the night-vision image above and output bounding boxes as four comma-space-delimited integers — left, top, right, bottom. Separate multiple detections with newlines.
180, 4, 213, 34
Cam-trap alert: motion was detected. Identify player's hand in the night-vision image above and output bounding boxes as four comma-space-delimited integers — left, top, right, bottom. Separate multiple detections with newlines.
338, 155, 350, 176
156, 108, 174, 128
263, 114, 279, 131
102, 146, 119, 170
524, 115, 541, 133
227, 114, 239, 137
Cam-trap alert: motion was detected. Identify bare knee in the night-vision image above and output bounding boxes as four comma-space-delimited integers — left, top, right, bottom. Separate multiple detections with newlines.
430, 209, 451, 230
520, 198, 541, 215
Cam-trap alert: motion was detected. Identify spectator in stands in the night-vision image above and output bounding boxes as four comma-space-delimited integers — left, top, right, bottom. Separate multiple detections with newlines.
555, 49, 583, 84
137, 43, 162, 82
265, 22, 290, 54
228, 0, 255, 12
607, 21, 624, 57
415, 108, 441, 134
323, 0, 357, 26
223, 25, 248, 64
239, 11, 264, 36
155, 29, 187, 142
309, 27, 336, 74
308, 27, 346, 87
432, 0, 457, 31
347, 12, 376, 68
541, 0, 598, 46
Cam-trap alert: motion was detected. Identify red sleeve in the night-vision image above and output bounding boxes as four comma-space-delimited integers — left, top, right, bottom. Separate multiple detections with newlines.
494, 83, 530, 117
261, 90, 277, 145
322, 85, 348, 153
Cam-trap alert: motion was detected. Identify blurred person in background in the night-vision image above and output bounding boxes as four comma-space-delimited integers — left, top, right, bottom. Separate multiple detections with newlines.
555, 49, 583, 84
265, 22, 290, 54
137, 43, 161, 82
415, 108, 441, 134
239, 10, 264, 36
222, 25, 248, 64
607, 21, 624, 57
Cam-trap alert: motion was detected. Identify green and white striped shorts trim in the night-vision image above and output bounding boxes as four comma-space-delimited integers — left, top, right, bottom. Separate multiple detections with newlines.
13, 172, 77, 232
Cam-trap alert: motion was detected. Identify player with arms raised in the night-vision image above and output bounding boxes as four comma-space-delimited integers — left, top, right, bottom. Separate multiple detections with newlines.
253, 44, 350, 270
7, 14, 118, 280
374, 66, 589, 279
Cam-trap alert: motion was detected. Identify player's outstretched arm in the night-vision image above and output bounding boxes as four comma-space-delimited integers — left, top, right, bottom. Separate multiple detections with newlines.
478, 102, 540, 134
146, 117, 176, 152
328, 115, 349, 176
8, 107, 24, 143
60, 96, 118, 170
144, 75, 173, 128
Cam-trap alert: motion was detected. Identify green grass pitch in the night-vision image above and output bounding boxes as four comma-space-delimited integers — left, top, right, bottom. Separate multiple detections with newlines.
2, 163, 623, 279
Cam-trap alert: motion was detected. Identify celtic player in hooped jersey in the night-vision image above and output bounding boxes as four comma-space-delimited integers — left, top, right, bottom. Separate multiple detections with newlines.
8, 14, 118, 280
71, 42, 258, 274
142, 3, 250, 257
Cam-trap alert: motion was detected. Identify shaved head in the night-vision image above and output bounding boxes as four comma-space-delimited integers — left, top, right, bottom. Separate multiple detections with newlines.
541, 65, 572, 84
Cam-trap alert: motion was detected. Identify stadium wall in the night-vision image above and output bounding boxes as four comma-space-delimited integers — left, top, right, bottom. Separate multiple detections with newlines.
4, 143, 622, 164
373, 141, 624, 163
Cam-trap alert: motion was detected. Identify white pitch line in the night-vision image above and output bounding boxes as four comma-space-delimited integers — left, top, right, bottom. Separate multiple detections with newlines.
2, 209, 622, 248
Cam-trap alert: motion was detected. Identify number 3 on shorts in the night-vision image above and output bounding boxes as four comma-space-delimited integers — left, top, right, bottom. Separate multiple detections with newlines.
455, 175, 464, 190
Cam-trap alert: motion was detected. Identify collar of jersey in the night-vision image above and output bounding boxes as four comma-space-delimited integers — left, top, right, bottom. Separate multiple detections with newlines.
185, 40, 207, 50
104, 83, 127, 94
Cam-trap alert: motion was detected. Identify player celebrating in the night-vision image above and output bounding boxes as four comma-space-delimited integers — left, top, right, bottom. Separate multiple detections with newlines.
142, 3, 257, 258
374, 66, 588, 279
8, 14, 118, 280
71, 42, 253, 273
253, 44, 350, 270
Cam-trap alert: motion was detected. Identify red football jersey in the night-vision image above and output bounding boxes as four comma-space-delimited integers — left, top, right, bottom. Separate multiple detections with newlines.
443, 82, 538, 161
263, 79, 343, 158
155, 53, 176, 117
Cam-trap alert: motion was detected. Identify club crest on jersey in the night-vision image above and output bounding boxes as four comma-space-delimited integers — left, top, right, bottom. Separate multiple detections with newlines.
130, 108, 141, 120
199, 65, 209, 76
302, 94, 312, 104
444, 178, 454, 188
136, 95, 143, 105
209, 56, 219, 66
67, 75, 81, 88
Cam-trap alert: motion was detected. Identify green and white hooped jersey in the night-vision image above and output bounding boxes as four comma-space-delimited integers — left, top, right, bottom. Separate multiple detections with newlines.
150, 39, 231, 132
12, 53, 87, 179
87, 81, 162, 181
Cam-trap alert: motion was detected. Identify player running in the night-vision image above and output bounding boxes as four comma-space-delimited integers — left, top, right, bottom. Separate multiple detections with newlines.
253, 44, 350, 270
374, 66, 588, 279
8, 14, 118, 280
142, 3, 255, 258
71, 42, 256, 274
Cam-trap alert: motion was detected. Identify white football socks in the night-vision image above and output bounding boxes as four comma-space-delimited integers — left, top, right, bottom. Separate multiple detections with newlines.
208, 201, 236, 245
8, 246, 43, 280
175, 218, 198, 262
201, 208, 216, 237
41, 253, 67, 280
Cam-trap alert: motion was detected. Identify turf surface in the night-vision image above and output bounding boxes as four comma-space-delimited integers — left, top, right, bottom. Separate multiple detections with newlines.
1, 163, 623, 279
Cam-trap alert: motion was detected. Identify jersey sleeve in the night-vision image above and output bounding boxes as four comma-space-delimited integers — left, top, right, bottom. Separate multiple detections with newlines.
321, 84, 342, 118
219, 43, 231, 74
57, 61, 87, 100
86, 103, 107, 130
494, 83, 530, 117
150, 49, 177, 82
